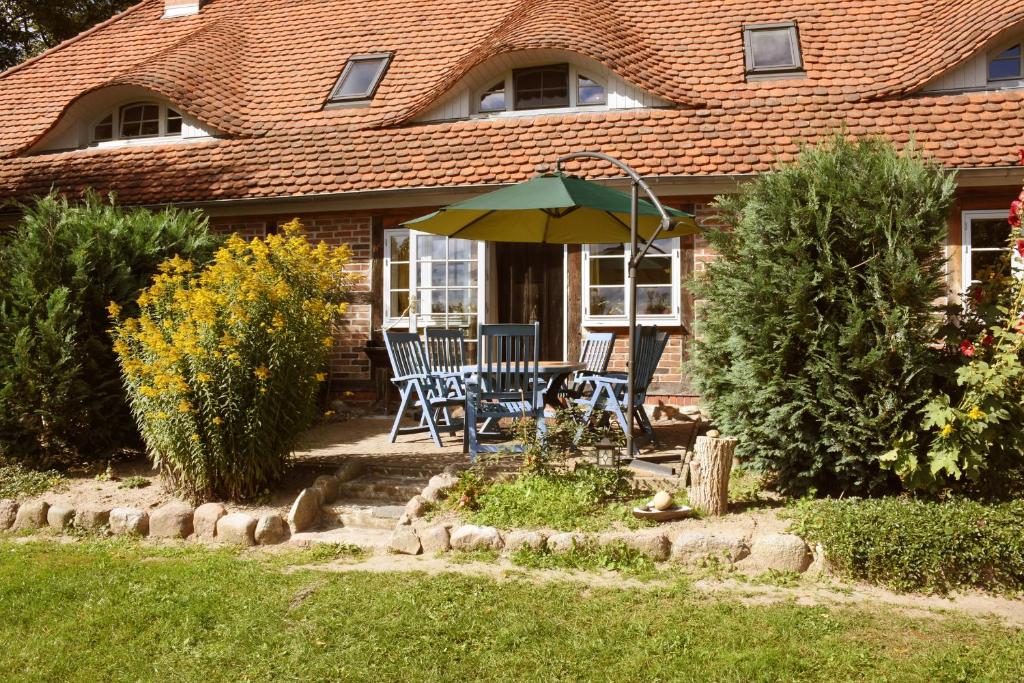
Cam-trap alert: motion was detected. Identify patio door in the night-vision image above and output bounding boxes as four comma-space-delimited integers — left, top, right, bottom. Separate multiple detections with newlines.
495, 243, 564, 360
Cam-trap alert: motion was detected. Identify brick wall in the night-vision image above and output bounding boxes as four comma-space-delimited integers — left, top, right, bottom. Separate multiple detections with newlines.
209, 213, 374, 387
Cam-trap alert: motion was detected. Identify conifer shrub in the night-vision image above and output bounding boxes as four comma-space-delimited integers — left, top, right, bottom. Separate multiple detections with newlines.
112, 221, 356, 502
0, 192, 218, 468
691, 136, 956, 496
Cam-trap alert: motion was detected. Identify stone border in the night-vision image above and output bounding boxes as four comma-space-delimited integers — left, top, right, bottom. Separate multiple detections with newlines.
390, 472, 826, 575
0, 459, 368, 547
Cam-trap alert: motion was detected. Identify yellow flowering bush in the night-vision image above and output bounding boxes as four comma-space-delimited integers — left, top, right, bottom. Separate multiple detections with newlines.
112, 220, 357, 501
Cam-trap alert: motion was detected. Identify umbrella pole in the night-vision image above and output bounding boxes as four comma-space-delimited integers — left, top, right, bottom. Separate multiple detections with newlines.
626, 182, 639, 460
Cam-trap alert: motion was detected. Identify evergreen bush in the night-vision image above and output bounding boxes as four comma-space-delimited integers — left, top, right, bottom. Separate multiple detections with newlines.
691, 136, 956, 496
112, 221, 356, 502
0, 192, 218, 468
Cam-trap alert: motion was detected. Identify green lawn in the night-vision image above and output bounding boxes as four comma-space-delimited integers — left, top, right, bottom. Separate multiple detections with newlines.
1, 540, 1022, 682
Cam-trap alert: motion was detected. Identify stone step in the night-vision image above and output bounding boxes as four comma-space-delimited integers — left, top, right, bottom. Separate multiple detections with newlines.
335, 475, 427, 504
323, 502, 404, 531
289, 527, 393, 554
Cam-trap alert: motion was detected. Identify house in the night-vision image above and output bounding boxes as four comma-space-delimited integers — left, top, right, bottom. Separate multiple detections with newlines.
1, 0, 1023, 406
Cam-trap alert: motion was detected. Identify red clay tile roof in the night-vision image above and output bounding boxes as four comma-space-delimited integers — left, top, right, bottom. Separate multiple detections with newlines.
2, 0, 1024, 206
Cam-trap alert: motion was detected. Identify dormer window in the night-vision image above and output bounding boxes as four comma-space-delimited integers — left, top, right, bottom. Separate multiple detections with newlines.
329, 53, 392, 104
91, 102, 184, 144
989, 43, 1023, 81
743, 22, 804, 78
472, 63, 606, 115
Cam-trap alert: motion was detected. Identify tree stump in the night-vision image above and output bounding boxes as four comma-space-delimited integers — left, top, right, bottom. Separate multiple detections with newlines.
688, 436, 737, 516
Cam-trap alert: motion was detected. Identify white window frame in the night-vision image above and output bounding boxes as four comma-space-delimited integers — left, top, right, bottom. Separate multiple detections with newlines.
987, 40, 1024, 83
961, 210, 1022, 296
383, 228, 487, 331
581, 239, 682, 327
471, 64, 608, 117
90, 101, 184, 147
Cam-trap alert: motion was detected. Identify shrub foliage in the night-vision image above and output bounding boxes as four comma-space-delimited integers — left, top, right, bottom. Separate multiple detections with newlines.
789, 497, 1024, 594
112, 220, 356, 502
691, 136, 956, 496
0, 192, 217, 468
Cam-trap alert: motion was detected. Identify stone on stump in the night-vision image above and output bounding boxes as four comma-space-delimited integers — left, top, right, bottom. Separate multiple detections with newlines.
313, 475, 340, 504
109, 507, 149, 536
193, 503, 227, 539
0, 499, 19, 530
255, 514, 289, 545
288, 487, 322, 533
74, 507, 110, 531
688, 436, 737, 516
13, 500, 49, 530
449, 524, 503, 551
419, 525, 451, 553
502, 529, 546, 553
390, 525, 422, 555
150, 503, 195, 539
46, 504, 76, 530
216, 513, 257, 546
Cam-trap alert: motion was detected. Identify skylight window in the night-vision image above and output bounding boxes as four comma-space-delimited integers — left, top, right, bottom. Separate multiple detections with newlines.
988, 43, 1023, 81
743, 22, 803, 76
329, 53, 392, 103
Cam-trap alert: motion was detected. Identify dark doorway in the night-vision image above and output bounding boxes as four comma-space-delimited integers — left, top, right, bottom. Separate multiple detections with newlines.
496, 243, 564, 360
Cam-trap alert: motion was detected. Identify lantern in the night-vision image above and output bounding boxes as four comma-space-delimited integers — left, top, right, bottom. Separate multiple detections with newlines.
595, 437, 620, 468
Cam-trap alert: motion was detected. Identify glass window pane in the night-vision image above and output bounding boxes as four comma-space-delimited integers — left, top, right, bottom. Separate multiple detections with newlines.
449, 261, 476, 286
636, 256, 672, 285
592, 243, 624, 256
638, 287, 673, 315
479, 82, 506, 113
749, 28, 797, 69
140, 119, 159, 136
590, 257, 625, 285
334, 58, 386, 98
989, 44, 1022, 80
388, 233, 409, 261
418, 262, 447, 287
94, 115, 113, 141
449, 238, 473, 260
390, 264, 409, 289
513, 64, 569, 110
578, 75, 606, 105
971, 219, 1011, 248
972, 250, 1008, 279
420, 289, 445, 314
417, 235, 445, 260
447, 289, 476, 313
390, 291, 409, 314
166, 109, 182, 135
589, 287, 625, 316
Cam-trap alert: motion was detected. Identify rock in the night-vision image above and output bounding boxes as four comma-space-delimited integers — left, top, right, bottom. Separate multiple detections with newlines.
390, 525, 422, 555
150, 503, 194, 539
598, 531, 670, 562
216, 513, 257, 546
404, 495, 427, 519
74, 507, 110, 531
652, 491, 673, 511
193, 503, 227, 539
807, 543, 829, 576
670, 531, 749, 565
419, 525, 451, 553
335, 459, 363, 482
313, 475, 340, 504
741, 534, 813, 573
13, 500, 49, 530
255, 514, 289, 545
427, 473, 458, 495
46, 504, 75, 530
288, 488, 322, 533
419, 485, 441, 503
109, 507, 149, 536
449, 524, 503, 551
396, 513, 411, 526
705, 429, 721, 438
0, 499, 18, 530
502, 529, 546, 553
547, 532, 591, 554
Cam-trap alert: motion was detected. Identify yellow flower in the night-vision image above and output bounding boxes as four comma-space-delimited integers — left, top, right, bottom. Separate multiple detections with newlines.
106, 301, 121, 318
212, 416, 223, 425
322, 336, 334, 348
177, 399, 192, 413
254, 365, 270, 381
190, 434, 200, 442
155, 411, 169, 420
197, 372, 213, 383
967, 406, 985, 421
940, 423, 955, 438
315, 372, 327, 382
259, 387, 268, 394
324, 410, 335, 417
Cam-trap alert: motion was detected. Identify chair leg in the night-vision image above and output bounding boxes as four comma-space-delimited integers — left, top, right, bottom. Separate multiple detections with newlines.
442, 406, 457, 436
466, 401, 479, 461
416, 385, 444, 449
635, 404, 656, 445
389, 383, 415, 443
574, 398, 598, 444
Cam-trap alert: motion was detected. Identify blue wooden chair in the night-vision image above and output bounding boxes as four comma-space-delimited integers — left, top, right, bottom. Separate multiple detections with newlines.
560, 331, 616, 401
424, 327, 468, 401
463, 323, 544, 461
574, 326, 669, 453
383, 331, 462, 448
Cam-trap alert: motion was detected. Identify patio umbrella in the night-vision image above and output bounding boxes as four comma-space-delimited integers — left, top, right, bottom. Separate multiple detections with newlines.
402, 151, 701, 459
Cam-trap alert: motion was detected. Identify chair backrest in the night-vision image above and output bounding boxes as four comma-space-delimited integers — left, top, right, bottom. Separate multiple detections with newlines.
383, 331, 429, 381
632, 326, 670, 400
424, 327, 466, 375
474, 323, 540, 402
578, 332, 616, 375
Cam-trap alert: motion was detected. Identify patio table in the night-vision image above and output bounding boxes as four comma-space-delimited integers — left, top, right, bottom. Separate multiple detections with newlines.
462, 360, 585, 410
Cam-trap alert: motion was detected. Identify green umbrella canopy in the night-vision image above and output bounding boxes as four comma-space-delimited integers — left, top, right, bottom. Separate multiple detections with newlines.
402, 173, 697, 243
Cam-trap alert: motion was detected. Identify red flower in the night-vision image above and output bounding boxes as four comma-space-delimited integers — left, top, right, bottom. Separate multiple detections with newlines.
960, 339, 976, 357
1017, 147, 1024, 165
982, 334, 995, 347
1010, 201, 1022, 228
1017, 239, 1024, 259
972, 287, 985, 304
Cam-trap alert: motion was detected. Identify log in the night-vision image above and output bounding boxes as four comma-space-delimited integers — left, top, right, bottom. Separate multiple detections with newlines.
688, 436, 737, 516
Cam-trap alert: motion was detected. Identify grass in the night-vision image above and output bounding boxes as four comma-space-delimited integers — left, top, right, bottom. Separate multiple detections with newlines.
510, 543, 660, 578
117, 476, 151, 490
0, 462, 64, 500
0, 539, 1022, 682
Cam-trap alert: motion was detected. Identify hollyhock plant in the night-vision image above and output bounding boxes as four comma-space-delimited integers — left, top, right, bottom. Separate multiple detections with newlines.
959, 339, 976, 357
